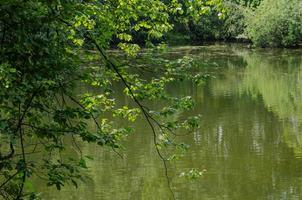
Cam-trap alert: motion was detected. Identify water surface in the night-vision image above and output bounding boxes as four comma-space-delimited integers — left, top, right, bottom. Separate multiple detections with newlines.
40, 44, 302, 200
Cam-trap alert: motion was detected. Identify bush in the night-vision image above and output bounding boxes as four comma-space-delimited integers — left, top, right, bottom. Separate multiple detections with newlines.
221, 1, 247, 40
187, 11, 225, 41
245, 0, 302, 47
174, 1, 248, 43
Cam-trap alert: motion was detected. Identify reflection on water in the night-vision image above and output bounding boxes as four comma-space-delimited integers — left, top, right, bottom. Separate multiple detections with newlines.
39, 44, 302, 199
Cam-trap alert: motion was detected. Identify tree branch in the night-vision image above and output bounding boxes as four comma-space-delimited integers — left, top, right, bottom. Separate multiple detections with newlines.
86, 34, 176, 200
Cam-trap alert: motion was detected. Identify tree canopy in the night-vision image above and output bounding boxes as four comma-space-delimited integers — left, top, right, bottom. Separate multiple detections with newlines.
0, 0, 223, 199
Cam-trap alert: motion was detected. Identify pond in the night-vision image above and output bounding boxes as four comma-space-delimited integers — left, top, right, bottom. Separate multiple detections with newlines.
39, 44, 302, 200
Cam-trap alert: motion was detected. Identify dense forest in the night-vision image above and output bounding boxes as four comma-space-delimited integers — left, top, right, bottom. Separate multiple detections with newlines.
1, 0, 302, 199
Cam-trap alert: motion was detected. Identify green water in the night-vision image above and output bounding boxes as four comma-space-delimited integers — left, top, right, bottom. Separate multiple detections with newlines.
40, 44, 302, 200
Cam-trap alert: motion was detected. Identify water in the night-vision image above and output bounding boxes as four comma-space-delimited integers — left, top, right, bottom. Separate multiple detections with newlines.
39, 44, 302, 199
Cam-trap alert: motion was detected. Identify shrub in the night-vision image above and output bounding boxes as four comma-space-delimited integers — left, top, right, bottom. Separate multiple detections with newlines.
245, 0, 302, 47
174, 1, 249, 42
221, 1, 247, 40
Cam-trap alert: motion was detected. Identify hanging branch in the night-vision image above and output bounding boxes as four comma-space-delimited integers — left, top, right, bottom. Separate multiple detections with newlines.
57, 17, 176, 199
85, 33, 176, 200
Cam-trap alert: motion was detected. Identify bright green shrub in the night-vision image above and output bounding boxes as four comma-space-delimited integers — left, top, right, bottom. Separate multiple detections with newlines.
245, 0, 302, 47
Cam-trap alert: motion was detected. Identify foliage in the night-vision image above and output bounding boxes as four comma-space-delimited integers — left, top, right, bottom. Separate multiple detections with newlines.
168, 0, 302, 47
245, 0, 302, 47
220, 1, 247, 40
0, 0, 221, 199
227, 0, 261, 7
169, 0, 248, 43
166, 0, 302, 47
